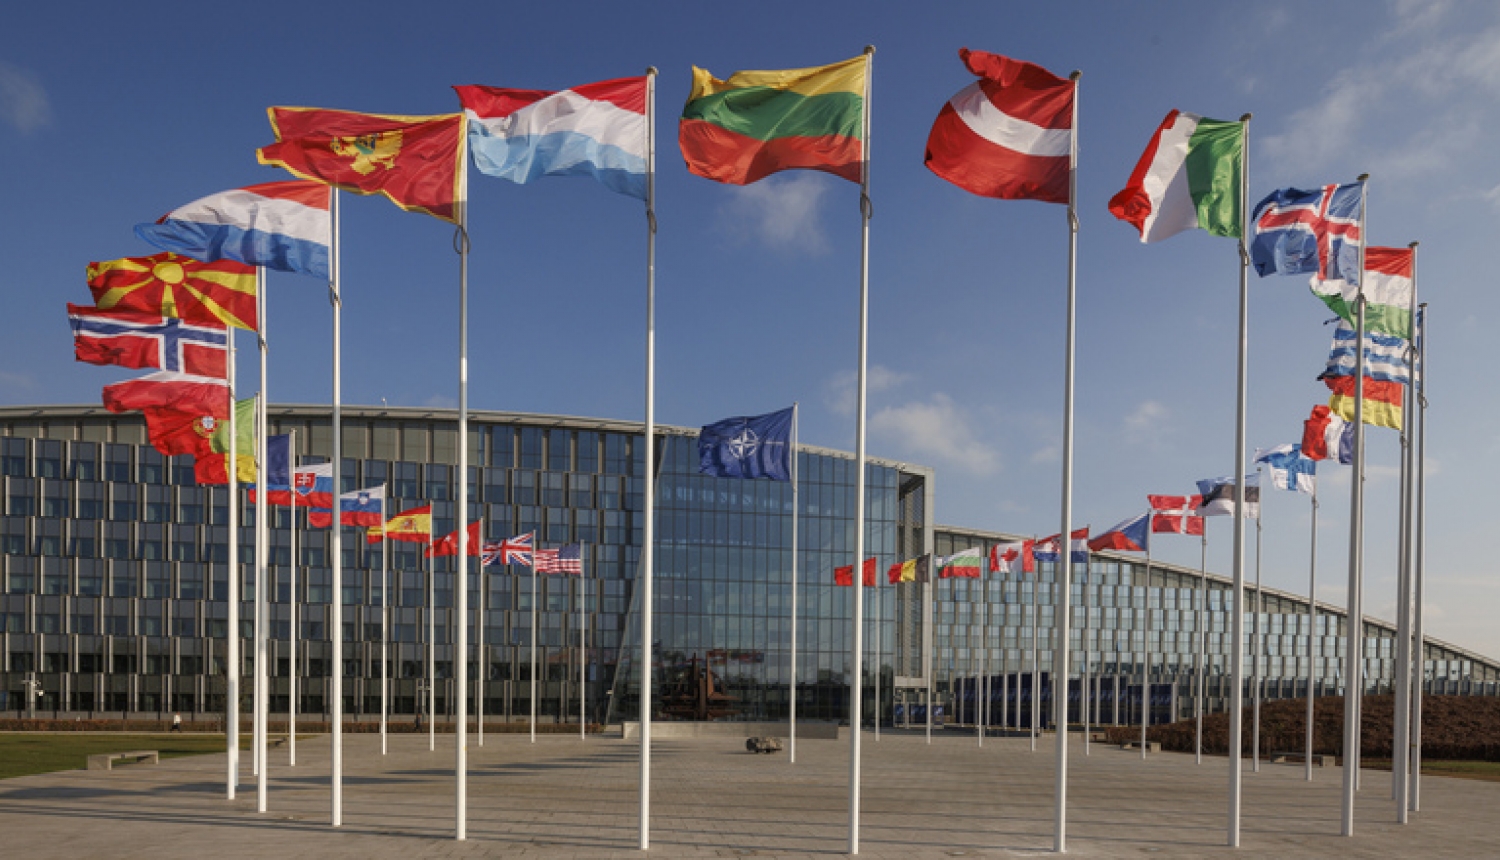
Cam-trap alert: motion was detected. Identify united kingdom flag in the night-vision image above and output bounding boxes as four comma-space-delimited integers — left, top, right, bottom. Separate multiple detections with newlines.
482, 531, 533, 567
1249, 183, 1363, 281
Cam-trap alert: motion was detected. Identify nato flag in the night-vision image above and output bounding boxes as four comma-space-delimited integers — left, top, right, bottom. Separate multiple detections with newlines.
266, 434, 291, 487
698, 407, 794, 481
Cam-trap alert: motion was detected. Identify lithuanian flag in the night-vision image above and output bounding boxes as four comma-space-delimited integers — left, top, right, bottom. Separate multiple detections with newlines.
679, 54, 867, 185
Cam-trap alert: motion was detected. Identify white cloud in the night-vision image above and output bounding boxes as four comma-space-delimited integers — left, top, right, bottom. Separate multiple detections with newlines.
716, 174, 831, 253
0, 369, 36, 391
870, 393, 1001, 476
1124, 400, 1169, 446
823, 364, 910, 415
0, 62, 50, 133
1030, 444, 1060, 465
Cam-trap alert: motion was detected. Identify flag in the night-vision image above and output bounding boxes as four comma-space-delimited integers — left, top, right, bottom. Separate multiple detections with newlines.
534, 542, 583, 574
1302, 404, 1354, 464
87, 252, 257, 332
1254, 444, 1317, 494
989, 539, 1035, 574
937, 547, 984, 579
128, 406, 219, 458
834, 557, 878, 587
367, 504, 432, 544
309, 485, 386, 528
427, 521, 481, 558
134, 180, 331, 280
1196, 475, 1260, 518
679, 54, 867, 185
1087, 513, 1149, 553
67, 303, 228, 378
697, 407, 794, 481
257, 108, 466, 224
1035, 528, 1090, 564
266, 433, 291, 490
1324, 374, 1404, 430
455, 77, 648, 200
196, 397, 256, 485
1321, 322, 1411, 386
102, 370, 230, 421
1147, 494, 1205, 535
1108, 110, 1243, 242
886, 554, 931, 584
482, 532, 534, 567
1250, 183, 1362, 281
924, 49, 1075, 203
1311, 246, 1414, 339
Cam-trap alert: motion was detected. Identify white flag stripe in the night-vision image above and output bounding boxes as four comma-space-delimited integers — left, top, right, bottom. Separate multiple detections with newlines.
168, 189, 330, 246
1136, 113, 1201, 242
949, 82, 1072, 158
466, 90, 647, 158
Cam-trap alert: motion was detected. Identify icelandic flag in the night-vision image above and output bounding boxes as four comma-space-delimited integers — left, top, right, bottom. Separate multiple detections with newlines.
1250, 183, 1362, 281
1087, 513, 1149, 553
1035, 528, 1089, 564
698, 407, 794, 481
68, 303, 227, 377
1254, 444, 1318, 494
309, 485, 386, 528
135, 180, 331, 279
455, 77, 648, 200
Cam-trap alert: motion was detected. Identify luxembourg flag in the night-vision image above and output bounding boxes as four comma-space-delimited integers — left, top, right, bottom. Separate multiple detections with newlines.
1086, 513, 1149, 553
135, 180, 331, 280
309, 485, 386, 528
455, 77, 648, 200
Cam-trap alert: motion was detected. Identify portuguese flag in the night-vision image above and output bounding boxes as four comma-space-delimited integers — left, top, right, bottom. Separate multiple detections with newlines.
679, 54, 867, 185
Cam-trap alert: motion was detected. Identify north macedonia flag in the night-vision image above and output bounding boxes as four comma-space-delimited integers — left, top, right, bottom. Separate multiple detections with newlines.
86, 252, 257, 331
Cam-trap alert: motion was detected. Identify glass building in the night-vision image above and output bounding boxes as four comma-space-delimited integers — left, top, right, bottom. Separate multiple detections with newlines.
0, 404, 1492, 726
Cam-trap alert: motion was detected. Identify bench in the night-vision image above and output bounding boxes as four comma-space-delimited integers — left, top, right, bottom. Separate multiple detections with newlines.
1270, 751, 1329, 767
1118, 741, 1162, 753
87, 750, 159, 771
269, 736, 289, 749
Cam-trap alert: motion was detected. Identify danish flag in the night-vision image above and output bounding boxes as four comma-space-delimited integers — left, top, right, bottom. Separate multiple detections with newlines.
1147, 494, 1204, 535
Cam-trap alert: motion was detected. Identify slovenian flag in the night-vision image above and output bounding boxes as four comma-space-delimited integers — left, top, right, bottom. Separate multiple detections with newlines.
1108, 110, 1244, 243
135, 180, 331, 280
309, 485, 386, 528
455, 77, 648, 200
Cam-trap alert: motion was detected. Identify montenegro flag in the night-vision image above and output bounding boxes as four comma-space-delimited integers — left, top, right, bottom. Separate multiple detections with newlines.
87, 253, 256, 332
257, 108, 466, 224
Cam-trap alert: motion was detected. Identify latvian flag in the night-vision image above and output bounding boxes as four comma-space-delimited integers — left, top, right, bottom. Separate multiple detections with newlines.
924, 48, 1075, 203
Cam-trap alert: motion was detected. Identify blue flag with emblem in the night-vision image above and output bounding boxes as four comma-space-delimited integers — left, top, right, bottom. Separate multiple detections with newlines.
698, 407, 794, 481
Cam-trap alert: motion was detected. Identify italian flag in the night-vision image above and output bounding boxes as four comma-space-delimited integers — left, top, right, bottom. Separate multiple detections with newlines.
1108, 110, 1244, 243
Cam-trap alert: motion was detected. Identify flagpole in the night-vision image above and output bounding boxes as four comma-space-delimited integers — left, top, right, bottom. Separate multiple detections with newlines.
429, 538, 436, 752
455, 147, 472, 841
1031, 535, 1039, 752
1253, 469, 1263, 774
256, 267, 269, 815
1306, 489, 1318, 781
379, 485, 386, 756
976, 574, 984, 747
1082, 560, 1089, 756
478, 531, 485, 749
1053, 68, 1082, 855
290, 432, 299, 767
1341, 174, 1370, 837
530, 555, 537, 744
1142, 543, 1152, 760
330, 187, 345, 828
1393, 241, 1419, 822
1226, 113, 1252, 848
848, 44, 874, 857
580, 545, 587, 740
790, 402, 799, 763
1410, 299, 1427, 813
1196, 530, 1206, 765
226, 331, 240, 800
639, 64, 658, 852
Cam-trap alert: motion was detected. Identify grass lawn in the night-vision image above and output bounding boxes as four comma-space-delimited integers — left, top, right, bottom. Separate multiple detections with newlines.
0, 734, 244, 781
1356, 758, 1500, 783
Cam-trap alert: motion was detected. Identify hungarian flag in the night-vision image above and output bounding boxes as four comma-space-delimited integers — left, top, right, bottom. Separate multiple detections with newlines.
1312, 245, 1414, 340
67, 303, 227, 378
87, 253, 257, 332
1147, 495, 1204, 535
924, 49, 1075, 203
426, 520, 481, 557
1108, 110, 1244, 242
834, 557, 877, 587
368, 504, 433, 544
257, 108, 466, 224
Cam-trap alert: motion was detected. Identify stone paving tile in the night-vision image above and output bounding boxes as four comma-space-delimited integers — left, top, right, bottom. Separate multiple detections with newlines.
0, 729, 1496, 858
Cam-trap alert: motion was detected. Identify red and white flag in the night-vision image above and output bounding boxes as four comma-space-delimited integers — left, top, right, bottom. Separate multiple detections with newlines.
1147, 494, 1204, 535
989, 539, 1035, 574
924, 48, 1075, 203
101, 370, 231, 419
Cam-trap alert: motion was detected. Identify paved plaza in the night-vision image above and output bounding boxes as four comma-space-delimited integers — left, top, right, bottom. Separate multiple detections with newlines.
1, 728, 1495, 859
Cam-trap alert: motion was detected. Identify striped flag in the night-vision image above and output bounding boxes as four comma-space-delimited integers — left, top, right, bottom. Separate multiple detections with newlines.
534, 542, 582, 574
937, 547, 984, 579
924, 48, 1075, 203
135, 180, 331, 279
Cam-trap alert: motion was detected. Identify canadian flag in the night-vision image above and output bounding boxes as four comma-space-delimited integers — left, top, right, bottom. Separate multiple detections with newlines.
1147, 495, 1204, 535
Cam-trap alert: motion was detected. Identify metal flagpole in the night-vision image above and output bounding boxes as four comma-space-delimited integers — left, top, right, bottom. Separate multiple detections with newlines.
1196, 530, 1206, 765
330, 188, 345, 828
1142, 545, 1152, 760
256, 268, 269, 814
976, 576, 984, 747
848, 44, 874, 857
1031, 537, 1039, 752
876, 574, 882, 743
379, 486, 386, 756
1253, 471, 1263, 774
290, 432, 299, 767
226, 332, 240, 800
1226, 113, 1252, 848
429, 538, 436, 751
530, 554, 537, 744
1341, 174, 1370, 837
791, 403, 799, 763
639, 65, 658, 852
1306, 489, 1318, 781
1082, 575, 1089, 756
1410, 299, 1427, 813
478, 529, 485, 749
1393, 242, 1419, 822
580, 545, 586, 740
455, 146, 471, 842
1054, 68, 1082, 854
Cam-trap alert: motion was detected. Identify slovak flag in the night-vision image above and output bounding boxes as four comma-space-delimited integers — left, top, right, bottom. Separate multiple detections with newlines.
135, 180, 331, 280
309, 485, 385, 528
989, 539, 1035, 574
1087, 513, 1149, 553
1147, 494, 1204, 535
1035, 528, 1089, 564
292, 463, 334, 509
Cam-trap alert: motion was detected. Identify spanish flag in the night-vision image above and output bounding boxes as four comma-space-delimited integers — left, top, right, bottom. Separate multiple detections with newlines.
367, 504, 433, 544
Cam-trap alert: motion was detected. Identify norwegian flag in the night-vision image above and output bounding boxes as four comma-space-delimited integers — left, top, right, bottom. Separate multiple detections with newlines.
1147, 494, 1204, 535
68, 303, 227, 377
482, 532, 534, 567
1249, 183, 1363, 281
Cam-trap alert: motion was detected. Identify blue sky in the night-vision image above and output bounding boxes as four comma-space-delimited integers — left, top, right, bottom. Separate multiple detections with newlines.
4, 1, 1498, 658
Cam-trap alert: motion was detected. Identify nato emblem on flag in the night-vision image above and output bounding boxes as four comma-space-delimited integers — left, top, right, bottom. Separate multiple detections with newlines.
698, 407, 794, 481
